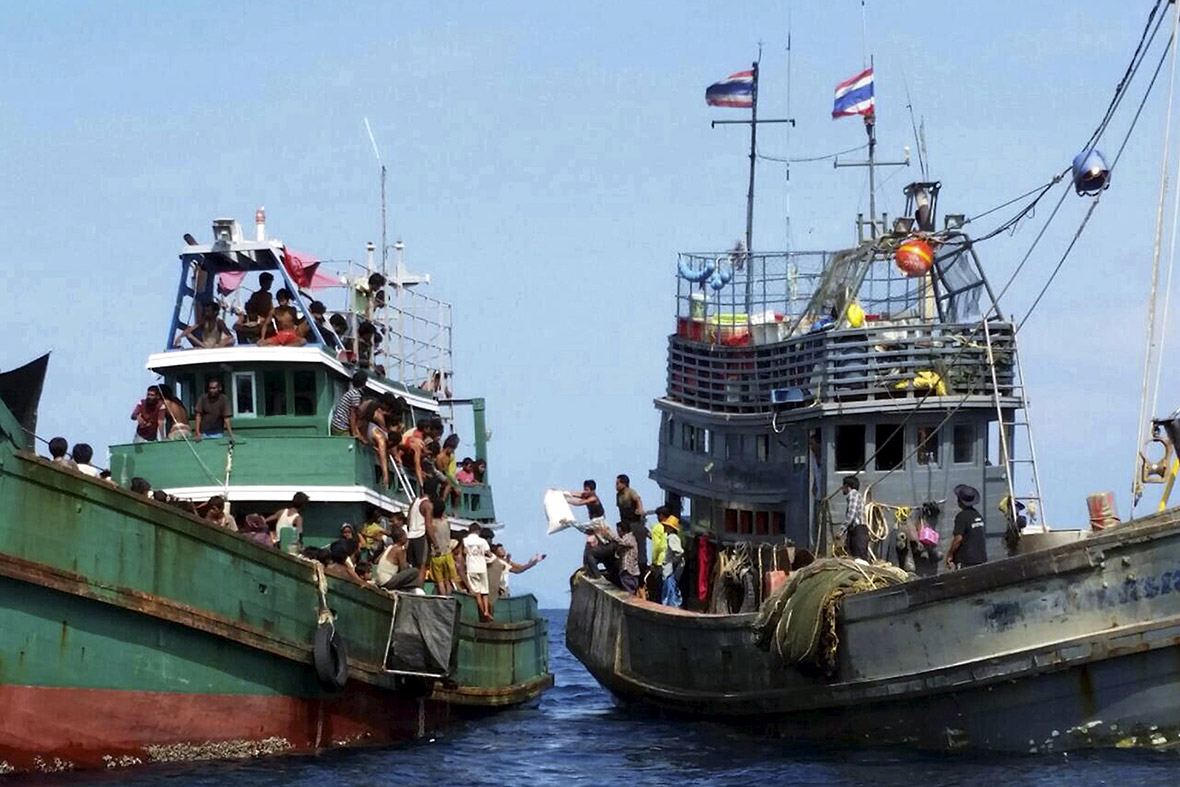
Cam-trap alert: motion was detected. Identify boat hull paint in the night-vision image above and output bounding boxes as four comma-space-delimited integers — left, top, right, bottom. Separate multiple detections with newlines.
0, 448, 551, 775
567, 507, 1180, 751
0, 569, 447, 775
0, 681, 440, 775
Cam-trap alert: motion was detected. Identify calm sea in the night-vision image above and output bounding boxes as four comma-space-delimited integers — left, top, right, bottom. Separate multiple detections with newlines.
23, 609, 1180, 787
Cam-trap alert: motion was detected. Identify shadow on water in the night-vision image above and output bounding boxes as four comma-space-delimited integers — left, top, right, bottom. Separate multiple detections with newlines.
22, 610, 1180, 787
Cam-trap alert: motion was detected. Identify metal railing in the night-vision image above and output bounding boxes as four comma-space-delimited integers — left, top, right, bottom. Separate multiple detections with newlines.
666, 321, 1018, 414
673, 248, 934, 335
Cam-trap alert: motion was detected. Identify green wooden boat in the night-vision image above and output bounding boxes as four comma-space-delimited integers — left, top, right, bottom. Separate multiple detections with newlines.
0, 216, 551, 777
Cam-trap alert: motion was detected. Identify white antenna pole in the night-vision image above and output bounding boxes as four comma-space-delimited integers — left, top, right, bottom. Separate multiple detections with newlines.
364, 117, 390, 372
785, 2, 793, 255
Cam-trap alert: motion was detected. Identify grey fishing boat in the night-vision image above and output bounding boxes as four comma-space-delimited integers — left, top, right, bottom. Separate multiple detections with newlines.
566, 25, 1180, 750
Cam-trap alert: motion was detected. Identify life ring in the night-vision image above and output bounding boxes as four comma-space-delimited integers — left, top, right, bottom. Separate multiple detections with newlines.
313, 622, 349, 692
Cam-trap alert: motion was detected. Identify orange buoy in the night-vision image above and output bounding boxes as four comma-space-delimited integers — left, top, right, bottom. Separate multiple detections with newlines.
895, 237, 933, 277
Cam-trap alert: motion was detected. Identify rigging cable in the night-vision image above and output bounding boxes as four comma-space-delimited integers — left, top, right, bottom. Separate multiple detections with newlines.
1135, 5, 1180, 511
823, 0, 1175, 508
1021, 27, 1174, 337
756, 143, 868, 164
964, 175, 1064, 225
1086, 0, 1168, 152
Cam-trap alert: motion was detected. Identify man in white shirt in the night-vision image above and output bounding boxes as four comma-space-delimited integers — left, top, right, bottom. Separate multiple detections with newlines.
71, 443, 102, 478
463, 524, 492, 622
405, 494, 433, 586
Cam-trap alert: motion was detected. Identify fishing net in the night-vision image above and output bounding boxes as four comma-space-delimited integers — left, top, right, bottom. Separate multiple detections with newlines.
752, 557, 910, 677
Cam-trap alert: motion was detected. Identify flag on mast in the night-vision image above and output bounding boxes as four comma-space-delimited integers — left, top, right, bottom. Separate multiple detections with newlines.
706, 70, 756, 108
832, 67, 874, 118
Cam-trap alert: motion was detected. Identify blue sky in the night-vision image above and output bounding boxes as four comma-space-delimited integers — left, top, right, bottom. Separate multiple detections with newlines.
1, 2, 1174, 607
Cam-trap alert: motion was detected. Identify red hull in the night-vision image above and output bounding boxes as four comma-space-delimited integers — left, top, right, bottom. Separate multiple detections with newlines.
0, 682, 448, 775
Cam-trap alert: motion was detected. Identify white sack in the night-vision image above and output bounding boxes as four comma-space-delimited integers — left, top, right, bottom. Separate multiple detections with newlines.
543, 488, 577, 535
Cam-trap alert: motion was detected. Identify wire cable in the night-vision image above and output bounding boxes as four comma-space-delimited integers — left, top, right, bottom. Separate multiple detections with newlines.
756, 143, 868, 164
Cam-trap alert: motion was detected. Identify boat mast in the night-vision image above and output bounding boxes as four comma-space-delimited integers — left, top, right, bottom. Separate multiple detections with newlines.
744, 59, 759, 311
712, 55, 793, 312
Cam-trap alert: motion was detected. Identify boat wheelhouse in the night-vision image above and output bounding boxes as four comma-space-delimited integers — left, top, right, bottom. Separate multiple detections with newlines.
654, 182, 1044, 575
109, 215, 496, 544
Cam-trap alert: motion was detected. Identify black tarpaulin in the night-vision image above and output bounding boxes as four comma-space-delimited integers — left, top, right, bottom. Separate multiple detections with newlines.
0, 353, 49, 448
385, 593, 460, 676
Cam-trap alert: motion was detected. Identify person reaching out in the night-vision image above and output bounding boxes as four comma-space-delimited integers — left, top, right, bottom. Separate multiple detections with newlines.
488, 544, 545, 599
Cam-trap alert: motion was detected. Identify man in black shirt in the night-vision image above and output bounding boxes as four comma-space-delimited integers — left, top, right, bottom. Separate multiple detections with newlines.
946, 484, 987, 569
194, 379, 233, 442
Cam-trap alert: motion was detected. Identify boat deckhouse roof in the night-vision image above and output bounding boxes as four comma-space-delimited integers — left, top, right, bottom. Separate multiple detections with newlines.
160, 217, 444, 411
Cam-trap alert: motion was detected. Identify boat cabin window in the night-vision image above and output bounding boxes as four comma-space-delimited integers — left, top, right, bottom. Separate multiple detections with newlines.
756, 434, 770, 462
916, 425, 940, 466
174, 373, 196, 410
232, 371, 256, 417
835, 425, 865, 471
721, 506, 786, 536
726, 433, 744, 460
702, 428, 712, 455
682, 423, 696, 451
263, 370, 287, 416
293, 370, 317, 416
874, 424, 904, 471
953, 424, 975, 464
666, 416, 675, 446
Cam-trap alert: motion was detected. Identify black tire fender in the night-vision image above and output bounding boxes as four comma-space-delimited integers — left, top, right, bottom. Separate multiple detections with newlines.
313, 622, 349, 692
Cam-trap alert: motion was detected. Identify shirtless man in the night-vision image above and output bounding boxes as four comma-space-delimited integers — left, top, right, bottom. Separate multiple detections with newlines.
400, 418, 430, 490
426, 497, 456, 594
357, 394, 395, 487
154, 383, 191, 440
259, 288, 306, 346
180, 301, 234, 349
234, 272, 275, 344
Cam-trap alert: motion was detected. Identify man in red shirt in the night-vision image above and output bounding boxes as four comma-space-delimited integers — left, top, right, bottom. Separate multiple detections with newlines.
131, 386, 167, 442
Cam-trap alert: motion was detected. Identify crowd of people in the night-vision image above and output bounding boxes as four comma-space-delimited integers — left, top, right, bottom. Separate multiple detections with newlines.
42, 435, 542, 616
568, 475, 685, 608
283, 494, 544, 620
176, 270, 393, 372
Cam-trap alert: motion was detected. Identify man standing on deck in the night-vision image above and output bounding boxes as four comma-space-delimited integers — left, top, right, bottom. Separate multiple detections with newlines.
405, 489, 433, 587
842, 476, 870, 561
130, 385, 167, 442
946, 484, 988, 569
427, 497, 457, 595
616, 474, 647, 575
649, 506, 677, 602
330, 371, 367, 438
193, 379, 233, 442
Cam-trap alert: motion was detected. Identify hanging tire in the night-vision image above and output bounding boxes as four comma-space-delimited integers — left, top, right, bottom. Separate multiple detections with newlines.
313, 622, 349, 692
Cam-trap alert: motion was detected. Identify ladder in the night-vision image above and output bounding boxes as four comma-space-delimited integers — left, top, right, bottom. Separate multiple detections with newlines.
983, 319, 1048, 532
390, 457, 418, 504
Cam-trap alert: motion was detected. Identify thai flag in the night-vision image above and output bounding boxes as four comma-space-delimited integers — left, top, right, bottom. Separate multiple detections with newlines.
832, 67, 874, 118
706, 70, 755, 108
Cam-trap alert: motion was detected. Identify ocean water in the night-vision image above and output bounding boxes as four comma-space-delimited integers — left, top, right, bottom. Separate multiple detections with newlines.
26, 609, 1180, 787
